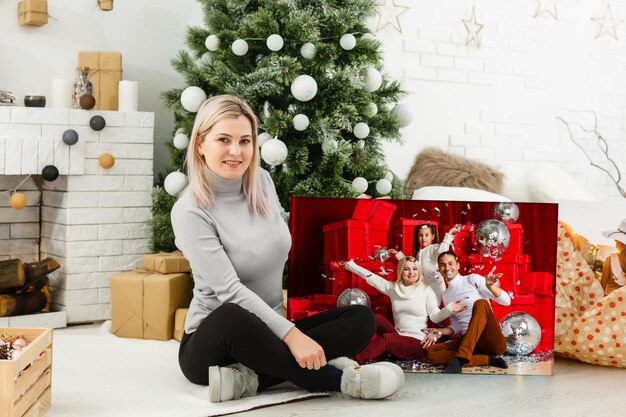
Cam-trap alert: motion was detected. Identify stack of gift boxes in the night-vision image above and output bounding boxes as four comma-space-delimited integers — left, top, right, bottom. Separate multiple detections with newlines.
288, 202, 555, 354
288, 200, 398, 322
110, 251, 192, 342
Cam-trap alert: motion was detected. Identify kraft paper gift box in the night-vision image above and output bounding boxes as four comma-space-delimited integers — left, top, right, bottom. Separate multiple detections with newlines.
173, 308, 188, 342
110, 270, 192, 341
18, 0, 48, 26
77, 51, 123, 110
143, 250, 191, 274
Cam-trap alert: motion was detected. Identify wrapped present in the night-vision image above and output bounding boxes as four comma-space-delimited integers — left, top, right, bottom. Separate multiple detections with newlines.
18, 0, 48, 27
77, 51, 123, 110
173, 308, 188, 342
469, 253, 524, 295
143, 250, 191, 274
352, 199, 396, 224
98, 0, 114, 11
110, 270, 193, 341
390, 219, 439, 255
520, 272, 554, 295
506, 223, 524, 255
448, 223, 475, 256
323, 219, 389, 264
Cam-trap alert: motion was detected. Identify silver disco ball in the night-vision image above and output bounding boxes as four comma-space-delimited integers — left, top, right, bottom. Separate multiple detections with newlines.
499, 312, 542, 355
473, 219, 511, 258
337, 288, 371, 308
372, 247, 390, 263
493, 202, 520, 224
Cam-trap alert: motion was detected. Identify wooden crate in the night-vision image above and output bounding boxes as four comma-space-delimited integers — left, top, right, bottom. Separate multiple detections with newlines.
0, 328, 53, 417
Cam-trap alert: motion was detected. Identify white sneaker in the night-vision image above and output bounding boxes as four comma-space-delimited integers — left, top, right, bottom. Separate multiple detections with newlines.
328, 357, 405, 392
373, 361, 405, 389
208, 363, 259, 403
340, 363, 400, 399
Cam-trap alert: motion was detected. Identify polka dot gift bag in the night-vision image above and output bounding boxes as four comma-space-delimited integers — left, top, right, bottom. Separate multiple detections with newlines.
555, 222, 625, 368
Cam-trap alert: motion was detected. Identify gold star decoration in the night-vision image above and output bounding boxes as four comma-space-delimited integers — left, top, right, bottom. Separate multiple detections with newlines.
375, 0, 410, 35
534, 0, 560, 21
462, 7, 484, 48
591, 4, 624, 40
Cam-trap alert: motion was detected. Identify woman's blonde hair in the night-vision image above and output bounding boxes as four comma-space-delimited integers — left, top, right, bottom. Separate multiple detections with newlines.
185, 95, 271, 216
396, 256, 423, 285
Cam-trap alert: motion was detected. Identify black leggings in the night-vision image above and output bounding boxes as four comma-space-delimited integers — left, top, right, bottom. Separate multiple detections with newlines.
178, 303, 375, 392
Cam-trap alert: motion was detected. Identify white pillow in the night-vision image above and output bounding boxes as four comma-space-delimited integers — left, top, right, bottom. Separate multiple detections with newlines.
411, 186, 511, 202
500, 163, 595, 202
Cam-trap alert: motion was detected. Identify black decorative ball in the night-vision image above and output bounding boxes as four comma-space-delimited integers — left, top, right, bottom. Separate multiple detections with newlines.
42, 165, 59, 182
62, 129, 79, 146
89, 115, 106, 131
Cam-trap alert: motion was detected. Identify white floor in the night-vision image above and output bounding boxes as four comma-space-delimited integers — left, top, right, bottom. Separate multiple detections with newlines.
44, 322, 623, 417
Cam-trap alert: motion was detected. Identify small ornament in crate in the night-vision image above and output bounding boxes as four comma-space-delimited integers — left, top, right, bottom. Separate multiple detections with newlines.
0, 89, 16, 106
73, 66, 94, 109
0, 333, 30, 360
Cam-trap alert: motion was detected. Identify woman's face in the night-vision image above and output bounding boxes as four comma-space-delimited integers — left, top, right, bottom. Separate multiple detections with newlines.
417, 227, 435, 248
197, 116, 253, 180
401, 260, 420, 286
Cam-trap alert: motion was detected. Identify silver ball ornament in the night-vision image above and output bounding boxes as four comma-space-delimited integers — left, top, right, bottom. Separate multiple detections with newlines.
164, 171, 188, 197
291, 75, 318, 102
353, 122, 370, 139
376, 178, 392, 195
266, 34, 284, 51
205, 35, 220, 51
231, 39, 249, 56
340, 34, 357, 50
362, 67, 382, 93
300, 43, 316, 59
173, 133, 190, 150
473, 219, 511, 258
261, 139, 288, 166
493, 202, 520, 224
372, 247, 390, 263
337, 288, 371, 308
500, 312, 542, 355
180, 86, 207, 113
352, 177, 368, 194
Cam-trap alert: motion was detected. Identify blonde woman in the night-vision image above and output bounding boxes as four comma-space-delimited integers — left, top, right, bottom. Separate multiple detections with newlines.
171, 95, 404, 403
345, 256, 466, 363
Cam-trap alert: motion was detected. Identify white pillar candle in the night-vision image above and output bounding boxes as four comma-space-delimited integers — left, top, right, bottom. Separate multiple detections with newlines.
118, 80, 139, 112
51, 78, 72, 109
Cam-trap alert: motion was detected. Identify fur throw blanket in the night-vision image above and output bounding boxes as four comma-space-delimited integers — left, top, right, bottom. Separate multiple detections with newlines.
404, 148, 504, 196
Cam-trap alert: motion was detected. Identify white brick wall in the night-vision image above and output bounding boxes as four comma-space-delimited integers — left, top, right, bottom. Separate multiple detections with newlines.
379, 0, 626, 201
0, 107, 155, 323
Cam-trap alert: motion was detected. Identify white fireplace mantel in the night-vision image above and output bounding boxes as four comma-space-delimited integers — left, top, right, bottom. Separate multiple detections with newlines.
0, 106, 155, 324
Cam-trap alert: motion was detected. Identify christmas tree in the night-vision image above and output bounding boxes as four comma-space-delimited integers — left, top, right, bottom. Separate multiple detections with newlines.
152, 0, 408, 252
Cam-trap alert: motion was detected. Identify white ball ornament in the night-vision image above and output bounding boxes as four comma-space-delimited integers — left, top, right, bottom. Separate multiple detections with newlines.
384, 171, 394, 181
164, 171, 188, 197
266, 34, 284, 51
352, 177, 369, 194
232, 39, 249, 56
340, 34, 357, 50
257, 132, 273, 147
180, 86, 207, 113
391, 103, 413, 128
356, 140, 365, 150
321, 139, 338, 153
291, 75, 318, 102
261, 139, 288, 166
173, 133, 190, 150
362, 67, 383, 93
300, 43, 316, 59
353, 122, 370, 139
205, 35, 220, 51
366, 102, 378, 117
376, 178, 392, 195
292, 114, 310, 131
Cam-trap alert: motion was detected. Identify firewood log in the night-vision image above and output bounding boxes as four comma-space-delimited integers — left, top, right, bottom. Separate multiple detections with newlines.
0, 291, 47, 317
0, 259, 25, 292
